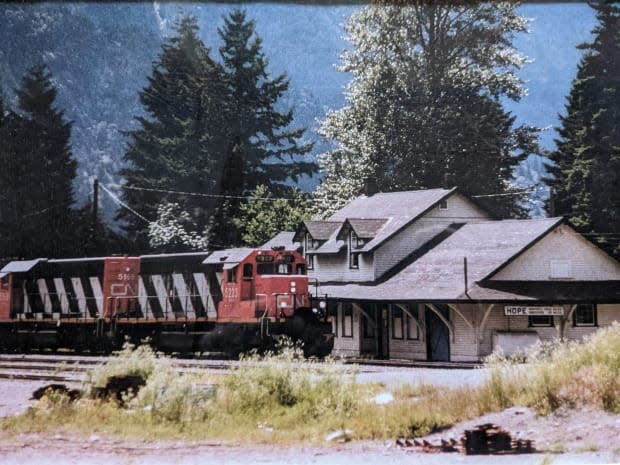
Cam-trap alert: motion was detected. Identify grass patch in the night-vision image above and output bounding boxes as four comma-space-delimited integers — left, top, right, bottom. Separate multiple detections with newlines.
3, 323, 620, 443
481, 322, 620, 414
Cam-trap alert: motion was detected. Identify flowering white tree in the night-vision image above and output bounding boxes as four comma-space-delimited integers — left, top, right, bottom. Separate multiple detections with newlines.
313, 1, 539, 219
148, 202, 209, 251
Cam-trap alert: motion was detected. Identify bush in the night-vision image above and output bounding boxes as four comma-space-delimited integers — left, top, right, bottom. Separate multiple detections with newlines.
222, 338, 362, 421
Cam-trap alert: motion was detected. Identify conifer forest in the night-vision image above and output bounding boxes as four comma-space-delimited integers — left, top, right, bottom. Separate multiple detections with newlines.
0, 1, 618, 260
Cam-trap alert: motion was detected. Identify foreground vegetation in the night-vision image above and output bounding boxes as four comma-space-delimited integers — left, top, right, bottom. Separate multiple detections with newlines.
2, 324, 620, 443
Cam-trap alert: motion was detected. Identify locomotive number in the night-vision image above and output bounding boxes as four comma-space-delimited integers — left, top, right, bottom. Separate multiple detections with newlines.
224, 286, 238, 300
116, 273, 135, 281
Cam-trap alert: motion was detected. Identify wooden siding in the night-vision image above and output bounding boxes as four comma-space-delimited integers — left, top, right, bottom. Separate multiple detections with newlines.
490, 224, 620, 281
309, 251, 375, 283
388, 303, 427, 360
374, 193, 490, 279
332, 303, 362, 357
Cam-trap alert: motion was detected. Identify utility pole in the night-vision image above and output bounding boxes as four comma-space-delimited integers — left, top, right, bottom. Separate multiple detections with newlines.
89, 178, 99, 253
548, 187, 555, 217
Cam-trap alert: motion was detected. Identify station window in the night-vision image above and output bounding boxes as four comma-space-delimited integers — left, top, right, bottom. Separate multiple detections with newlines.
362, 310, 375, 339
329, 301, 337, 335
305, 233, 319, 251
529, 315, 553, 327
342, 303, 353, 338
406, 306, 420, 340
307, 254, 314, 270
349, 252, 360, 269
391, 306, 404, 339
550, 260, 572, 279
573, 304, 597, 327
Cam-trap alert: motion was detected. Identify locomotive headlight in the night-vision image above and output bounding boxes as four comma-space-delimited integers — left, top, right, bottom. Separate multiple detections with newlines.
319, 301, 327, 309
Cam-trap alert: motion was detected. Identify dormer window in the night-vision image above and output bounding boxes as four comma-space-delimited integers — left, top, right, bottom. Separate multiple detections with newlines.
439, 199, 448, 210
350, 231, 365, 249
305, 233, 319, 252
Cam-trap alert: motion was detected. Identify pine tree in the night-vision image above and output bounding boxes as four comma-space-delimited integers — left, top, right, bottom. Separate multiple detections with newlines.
0, 66, 77, 259
211, 9, 315, 244
120, 16, 228, 252
313, 2, 539, 219
547, 2, 620, 258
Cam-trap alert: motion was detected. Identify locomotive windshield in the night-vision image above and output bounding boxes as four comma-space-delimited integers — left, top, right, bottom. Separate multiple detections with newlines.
255, 253, 306, 275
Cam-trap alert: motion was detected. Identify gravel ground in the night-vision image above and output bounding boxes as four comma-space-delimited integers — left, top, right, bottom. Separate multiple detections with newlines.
1, 370, 619, 465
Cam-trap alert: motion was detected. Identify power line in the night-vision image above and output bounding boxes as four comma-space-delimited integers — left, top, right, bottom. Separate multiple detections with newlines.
21, 200, 74, 219
98, 183, 152, 224
121, 184, 301, 202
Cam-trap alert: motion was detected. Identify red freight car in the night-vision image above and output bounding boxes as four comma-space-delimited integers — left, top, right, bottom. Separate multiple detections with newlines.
0, 248, 333, 357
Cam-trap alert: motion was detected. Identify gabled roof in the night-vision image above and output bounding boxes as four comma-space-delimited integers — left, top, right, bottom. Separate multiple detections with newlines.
328, 188, 456, 221
261, 231, 299, 250
313, 217, 565, 302
331, 188, 458, 253
294, 220, 341, 242
338, 218, 388, 240
303, 188, 460, 256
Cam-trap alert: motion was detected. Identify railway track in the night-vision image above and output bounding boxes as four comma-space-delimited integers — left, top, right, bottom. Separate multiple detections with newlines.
0, 354, 234, 383
0, 352, 480, 384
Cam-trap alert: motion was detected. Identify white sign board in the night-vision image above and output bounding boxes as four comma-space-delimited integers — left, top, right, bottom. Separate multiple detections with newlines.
504, 306, 564, 316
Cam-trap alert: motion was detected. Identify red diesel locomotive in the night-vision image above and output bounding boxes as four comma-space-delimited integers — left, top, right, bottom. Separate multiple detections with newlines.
0, 248, 334, 357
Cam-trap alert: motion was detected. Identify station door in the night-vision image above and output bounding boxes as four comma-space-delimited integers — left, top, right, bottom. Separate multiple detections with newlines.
425, 304, 450, 362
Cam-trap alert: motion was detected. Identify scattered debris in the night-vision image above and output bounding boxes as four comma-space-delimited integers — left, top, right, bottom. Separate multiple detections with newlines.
396, 423, 535, 455
31, 384, 82, 401
90, 375, 146, 405
325, 429, 353, 443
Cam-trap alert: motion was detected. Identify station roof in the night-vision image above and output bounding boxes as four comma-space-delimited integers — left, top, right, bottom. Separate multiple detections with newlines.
311, 217, 604, 303
261, 231, 299, 250
300, 188, 458, 255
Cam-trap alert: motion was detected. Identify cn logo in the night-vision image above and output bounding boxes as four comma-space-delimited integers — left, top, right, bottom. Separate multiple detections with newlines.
111, 284, 129, 296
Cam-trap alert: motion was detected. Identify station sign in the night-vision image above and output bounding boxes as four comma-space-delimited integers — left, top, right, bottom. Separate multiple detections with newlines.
504, 306, 564, 316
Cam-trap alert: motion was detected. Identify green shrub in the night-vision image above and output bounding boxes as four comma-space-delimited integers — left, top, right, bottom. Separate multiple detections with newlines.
222, 338, 362, 422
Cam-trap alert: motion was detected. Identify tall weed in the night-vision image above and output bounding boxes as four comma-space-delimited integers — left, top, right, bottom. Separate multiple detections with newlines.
485, 322, 620, 413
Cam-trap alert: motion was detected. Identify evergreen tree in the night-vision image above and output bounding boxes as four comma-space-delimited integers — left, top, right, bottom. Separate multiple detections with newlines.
120, 16, 228, 252
313, 2, 539, 219
212, 9, 315, 245
0, 66, 77, 259
547, 2, 620, 258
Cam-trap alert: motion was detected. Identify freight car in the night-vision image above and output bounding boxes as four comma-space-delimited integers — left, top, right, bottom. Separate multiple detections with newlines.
0, 248, 334, 357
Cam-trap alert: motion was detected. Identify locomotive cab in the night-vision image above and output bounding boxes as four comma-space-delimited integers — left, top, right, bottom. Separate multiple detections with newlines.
208, 248, 310, 321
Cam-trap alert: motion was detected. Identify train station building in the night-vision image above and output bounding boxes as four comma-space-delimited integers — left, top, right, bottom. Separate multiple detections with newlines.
284, 188, 620, 362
